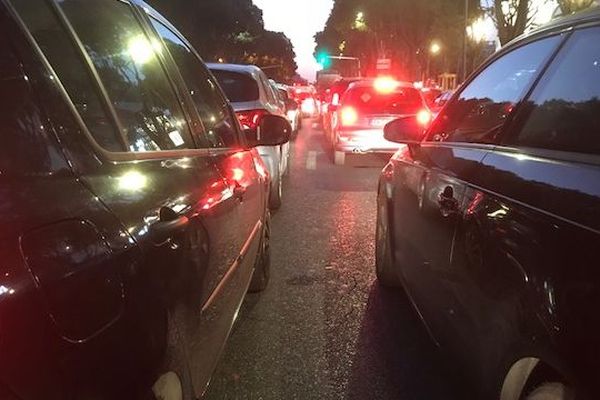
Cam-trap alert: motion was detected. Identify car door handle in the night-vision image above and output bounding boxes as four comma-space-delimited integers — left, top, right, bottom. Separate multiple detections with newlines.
150, 213, 189, 245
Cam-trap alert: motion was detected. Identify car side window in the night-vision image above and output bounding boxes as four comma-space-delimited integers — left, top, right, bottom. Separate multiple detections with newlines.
57, 0, 194, 152
11, 0, 124, 152
427, 35, 561, 144
151, 19, 240, 148
507, 28, 600, 155
260, 74, 276, 105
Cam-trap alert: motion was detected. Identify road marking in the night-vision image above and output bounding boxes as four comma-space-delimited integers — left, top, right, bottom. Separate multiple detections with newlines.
306, 151, 317, 170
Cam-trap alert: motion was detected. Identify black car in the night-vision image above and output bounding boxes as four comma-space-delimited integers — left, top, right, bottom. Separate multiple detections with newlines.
377, 8, 600, 400
0, 1, 289, 399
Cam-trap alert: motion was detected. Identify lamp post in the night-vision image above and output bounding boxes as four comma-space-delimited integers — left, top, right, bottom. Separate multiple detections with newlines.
426, 42, 441, 83
354, 11, 366, 31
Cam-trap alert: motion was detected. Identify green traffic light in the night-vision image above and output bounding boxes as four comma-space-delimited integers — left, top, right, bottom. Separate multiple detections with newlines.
317, 52, 331, 69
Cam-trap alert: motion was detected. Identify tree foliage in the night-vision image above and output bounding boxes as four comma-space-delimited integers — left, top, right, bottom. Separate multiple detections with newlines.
314, 0, 482, 80
147, 0, 297, 82
557, 0, 597, 14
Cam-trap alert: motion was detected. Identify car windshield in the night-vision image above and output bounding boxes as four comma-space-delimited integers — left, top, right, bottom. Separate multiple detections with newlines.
343, 87, 423, 114
211, 70, 259, 103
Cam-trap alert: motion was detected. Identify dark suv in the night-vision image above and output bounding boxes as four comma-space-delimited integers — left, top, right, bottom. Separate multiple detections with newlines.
0, 1, 289, 399
377, 8, 600, 400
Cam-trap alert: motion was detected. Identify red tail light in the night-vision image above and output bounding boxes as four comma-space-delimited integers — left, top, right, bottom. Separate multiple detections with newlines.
416, 109, 432, 126
340, 106, 358, 126
236, 109, 267, 131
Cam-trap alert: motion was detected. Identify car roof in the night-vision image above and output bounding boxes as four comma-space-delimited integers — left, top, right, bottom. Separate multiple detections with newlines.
206, 63, 263, 77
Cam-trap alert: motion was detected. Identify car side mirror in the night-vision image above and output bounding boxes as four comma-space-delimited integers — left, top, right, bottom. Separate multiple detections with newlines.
384, 116, 426, 144
249, 114, 291, 147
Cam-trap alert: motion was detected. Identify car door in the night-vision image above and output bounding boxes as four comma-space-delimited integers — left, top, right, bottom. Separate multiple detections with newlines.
451, 27, 600, 394
389, 34, 563, 356
0, 11, 144, 399
147, 14, 266, 389
11, 0, 247, 397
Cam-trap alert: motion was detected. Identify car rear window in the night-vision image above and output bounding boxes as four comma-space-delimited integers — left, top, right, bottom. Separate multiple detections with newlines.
343, 87, 423, 114
211, 70, 259, 103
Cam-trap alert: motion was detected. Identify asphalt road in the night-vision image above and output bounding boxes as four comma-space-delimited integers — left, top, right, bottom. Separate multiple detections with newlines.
204, 121, 463, 400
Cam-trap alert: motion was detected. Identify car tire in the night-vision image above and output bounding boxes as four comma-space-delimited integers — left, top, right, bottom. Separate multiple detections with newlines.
375, 187, 401, 287
525, 383, 575, 400
249, 211, 271, 293
152, 310, 194, 400
269, 172, 282, 209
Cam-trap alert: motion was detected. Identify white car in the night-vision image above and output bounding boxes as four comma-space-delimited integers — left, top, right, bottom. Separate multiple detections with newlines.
209, 64, 290, 208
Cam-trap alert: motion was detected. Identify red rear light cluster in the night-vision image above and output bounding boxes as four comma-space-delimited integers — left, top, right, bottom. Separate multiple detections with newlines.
416, 109, 432, 126
340, 106, 358, 126
235, 109, 267, 131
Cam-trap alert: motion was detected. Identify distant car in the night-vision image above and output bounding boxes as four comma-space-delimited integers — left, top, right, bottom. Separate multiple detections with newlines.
330, 78, 431, 165
275, 84, 301, 136
209, 63, 290, 209
293, 85, 319, 118
377, 9, 600, 400
420, 87, 443, 109
0, 1, 291, 399
322, 78, 362, 138
431, 90, 453, 115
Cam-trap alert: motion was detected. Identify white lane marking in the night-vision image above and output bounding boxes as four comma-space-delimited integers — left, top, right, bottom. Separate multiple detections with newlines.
306, 151, 317, 170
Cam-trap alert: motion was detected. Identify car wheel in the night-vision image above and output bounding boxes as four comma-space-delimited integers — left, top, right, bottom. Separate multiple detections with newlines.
525, 383, 575, 400
249, 211, 271, 292
152, 310, 194, 400
269, 172, 282, 209
375, 187, 401, 287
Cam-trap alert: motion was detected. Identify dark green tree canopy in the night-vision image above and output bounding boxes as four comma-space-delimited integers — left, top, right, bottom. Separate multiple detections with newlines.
148, 0, 297, 82
315, 0, 482, 80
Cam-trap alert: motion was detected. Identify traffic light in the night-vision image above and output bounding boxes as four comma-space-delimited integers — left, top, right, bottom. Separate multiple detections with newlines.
316, 51, 331, 69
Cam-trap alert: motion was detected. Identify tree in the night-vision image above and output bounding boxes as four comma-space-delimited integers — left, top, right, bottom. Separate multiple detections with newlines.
557, 0, 597, 14
491, 0, 532, 45
315, 0, 482, 80
246, 31, 298, 82
147, 0, 297, 81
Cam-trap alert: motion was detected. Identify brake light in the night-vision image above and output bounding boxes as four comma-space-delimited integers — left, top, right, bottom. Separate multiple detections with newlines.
416, 109, 432, 126
235, 109, 267, 131
340, 107, 358, 126
374, 77, 399, 94
301, 99, 315, 114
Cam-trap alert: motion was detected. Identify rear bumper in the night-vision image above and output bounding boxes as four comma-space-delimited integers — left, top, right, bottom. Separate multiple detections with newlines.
335, 129, 400, 154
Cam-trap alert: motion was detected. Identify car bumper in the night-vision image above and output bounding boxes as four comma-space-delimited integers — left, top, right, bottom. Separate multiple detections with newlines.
335, 129, 401, 154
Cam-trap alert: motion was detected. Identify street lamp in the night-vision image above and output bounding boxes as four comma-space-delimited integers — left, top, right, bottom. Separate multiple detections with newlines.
354, 11, 366, 30
426, 41, 441, 82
